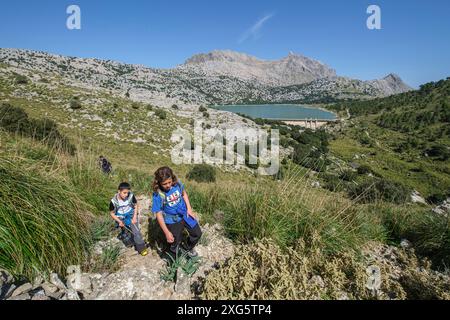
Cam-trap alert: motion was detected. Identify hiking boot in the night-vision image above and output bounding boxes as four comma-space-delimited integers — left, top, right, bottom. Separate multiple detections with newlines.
186, 249, 198, 258
140, 248, 149, 256
182, 247, 198, 258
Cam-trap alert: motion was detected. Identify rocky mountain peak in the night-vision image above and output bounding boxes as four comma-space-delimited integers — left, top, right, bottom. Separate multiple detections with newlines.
383, 73, 402, 82
368, 73, 412, 95
181, 49, 337, 86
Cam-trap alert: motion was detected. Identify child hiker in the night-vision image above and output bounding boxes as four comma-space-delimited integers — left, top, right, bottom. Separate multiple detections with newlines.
110, 182, 148, 256
152, 166, 202, 259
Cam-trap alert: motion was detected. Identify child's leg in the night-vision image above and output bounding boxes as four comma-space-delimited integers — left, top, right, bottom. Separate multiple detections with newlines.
183, 223, 202, 251
166, 221, 184, 257
129, 223, 146, 253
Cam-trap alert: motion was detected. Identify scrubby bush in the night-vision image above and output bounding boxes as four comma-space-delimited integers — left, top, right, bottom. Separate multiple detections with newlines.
186, 164, 216, 183
154, 108, 167, 120
198, 236, 449, 300
69, 97, 82, 110
426, 193, 448, 205
426, 145, 450, 161
320, 173, 346, 192
14, 73, 29, 85
340, 169, 357, 182
0, 103, 30, 132
0, 104, 76, 154
199, 106, 207, 112
348, 178, 411, 204
202, 111, 210, 118
357, 165, 372, 175
171, 104, 179, 110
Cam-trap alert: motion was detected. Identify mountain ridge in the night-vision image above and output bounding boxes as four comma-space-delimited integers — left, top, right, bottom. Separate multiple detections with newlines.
0, 48, 412, 107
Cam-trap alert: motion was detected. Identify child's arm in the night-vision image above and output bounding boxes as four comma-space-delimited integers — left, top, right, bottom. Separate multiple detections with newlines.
156, 212, 174, 243
182, 190, 197, 219
110, 211, 124, 227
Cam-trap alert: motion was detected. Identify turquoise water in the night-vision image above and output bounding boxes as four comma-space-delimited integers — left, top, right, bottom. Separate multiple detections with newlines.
213, 104, 337, 120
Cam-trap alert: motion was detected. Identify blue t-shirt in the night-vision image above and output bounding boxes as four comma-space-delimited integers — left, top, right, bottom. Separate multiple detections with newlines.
152, 181, 187, 224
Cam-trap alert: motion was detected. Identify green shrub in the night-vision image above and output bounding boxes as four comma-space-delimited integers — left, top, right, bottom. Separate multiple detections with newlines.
357, 165, 372, 175
0, 103, 30, 133
14, 73, 29, 85
426, 145, 450, 161
199, 106, 207, 112
171, 104, 179, 110
69, 97, 82, 110
340, 169, 357, 182
186, 164, 216, 183
202, 111, 210, 118
155, 109, 167, 120
320, 173, 346, 192
348, 178, 411, 204
426, 193, 448, 205
0, 104, 76, 154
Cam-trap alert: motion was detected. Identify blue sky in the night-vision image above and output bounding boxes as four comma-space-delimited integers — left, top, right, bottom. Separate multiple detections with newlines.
0, 0, 449, 88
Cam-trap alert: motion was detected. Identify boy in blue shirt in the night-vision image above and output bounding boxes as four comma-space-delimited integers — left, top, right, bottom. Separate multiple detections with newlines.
152, 166, 202, 258
110, 182, 148, 256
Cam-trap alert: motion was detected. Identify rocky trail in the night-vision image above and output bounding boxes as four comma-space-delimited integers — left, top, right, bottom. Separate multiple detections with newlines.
0, 196, 235, 300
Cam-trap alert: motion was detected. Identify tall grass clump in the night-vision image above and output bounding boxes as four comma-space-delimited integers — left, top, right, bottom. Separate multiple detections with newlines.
65, 149, 116, 214
0, 158, 93, 280
115, 167, 152, 195
190, 162, 385, 254
368, 203, 450, 269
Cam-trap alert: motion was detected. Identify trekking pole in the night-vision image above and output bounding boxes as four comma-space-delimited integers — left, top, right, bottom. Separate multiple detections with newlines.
123, 225, 133, 233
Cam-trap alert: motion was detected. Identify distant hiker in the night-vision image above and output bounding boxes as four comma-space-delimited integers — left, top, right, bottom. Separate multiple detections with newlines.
110, 182, 148, 256
152, 166, 202, 259
98, 156, 112, 174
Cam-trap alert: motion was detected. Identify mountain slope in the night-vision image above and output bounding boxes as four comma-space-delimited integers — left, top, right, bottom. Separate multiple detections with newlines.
328, 77, 450, 197
0, 48, 411, 107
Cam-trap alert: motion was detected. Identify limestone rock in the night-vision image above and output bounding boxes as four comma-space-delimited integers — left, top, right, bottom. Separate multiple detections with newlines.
7, 293, 30, 300
42, 282, 59, 295
411, 191, 427, 204
66, 265, 92, 294
400, 239, 412, 250
31, 290, 50, 301
66, 289, 80, 300
50, 273, 67, 290
11, 283, 32, 297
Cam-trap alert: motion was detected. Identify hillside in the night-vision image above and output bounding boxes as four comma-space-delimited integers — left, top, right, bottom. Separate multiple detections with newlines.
0, 48, 411, 106
328, 78, 450, 199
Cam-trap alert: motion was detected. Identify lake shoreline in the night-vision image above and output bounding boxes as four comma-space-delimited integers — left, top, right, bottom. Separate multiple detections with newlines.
212, 103, 339, 122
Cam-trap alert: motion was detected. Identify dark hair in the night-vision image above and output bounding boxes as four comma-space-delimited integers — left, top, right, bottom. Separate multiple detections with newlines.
118, 182, 131, 191
152, 166, 178, 192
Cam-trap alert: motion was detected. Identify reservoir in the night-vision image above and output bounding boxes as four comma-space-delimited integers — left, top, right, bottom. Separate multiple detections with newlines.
213, 104, 337, 121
